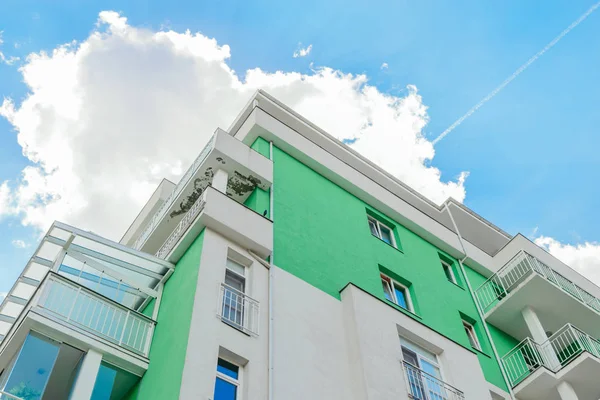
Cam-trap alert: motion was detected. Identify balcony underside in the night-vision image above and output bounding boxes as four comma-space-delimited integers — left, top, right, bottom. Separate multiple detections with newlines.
485, 274, 600, 340
0, 308, 149, 378
139, 130, 272, 255
163, 186, 273, 263
513, 353, 600, 400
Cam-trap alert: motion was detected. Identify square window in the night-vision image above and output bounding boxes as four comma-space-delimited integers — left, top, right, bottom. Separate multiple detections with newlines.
442, 261, 457, 284
368, 216, 397, 248
381, 274, 413, 312
214, 358, 240, 400
463, 321, 481, 350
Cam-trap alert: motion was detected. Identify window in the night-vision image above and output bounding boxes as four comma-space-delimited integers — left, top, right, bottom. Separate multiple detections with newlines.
380, 274, 412, 311
463, 320, 481, 350
401, 339, 446, 400
222, 259, 247, 329
214, 358, 240, 400
441, 260, 457, 284
368, 216, 396, 247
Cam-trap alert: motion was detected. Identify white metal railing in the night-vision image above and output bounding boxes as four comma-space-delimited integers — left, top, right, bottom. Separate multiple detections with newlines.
475, 251, 600, 314
37, 273, 155, 356
133, 133, 216, 250
402, 361, 464, 400
0, 391, 23, 400
217, 283, 259, 336
502, 324, 600, 387
155, 197, 206, 259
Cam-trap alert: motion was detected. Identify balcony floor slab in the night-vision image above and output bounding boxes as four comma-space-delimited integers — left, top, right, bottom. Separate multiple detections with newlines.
485, 274, 600, 340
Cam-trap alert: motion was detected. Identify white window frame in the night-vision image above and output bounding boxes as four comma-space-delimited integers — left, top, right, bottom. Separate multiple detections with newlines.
380, 274, 413, 312
368, 216, 397, 248
215, 357, 242, 400
463, 320, 481, 350
441, 260, 457, 284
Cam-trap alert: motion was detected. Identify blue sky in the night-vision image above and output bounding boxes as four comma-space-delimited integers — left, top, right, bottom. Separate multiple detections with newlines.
1, 0, 599, 294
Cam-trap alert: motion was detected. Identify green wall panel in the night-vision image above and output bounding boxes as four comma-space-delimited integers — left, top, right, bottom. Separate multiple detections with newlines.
271, 144, 510, 391
244, 187, 270, 218
125, 230, 206, 400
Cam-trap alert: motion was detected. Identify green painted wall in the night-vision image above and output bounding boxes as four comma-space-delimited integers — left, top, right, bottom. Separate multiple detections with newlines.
244, 187, 270, 218
125, 230, 206, 400
251, 136, 270, 157
269, 143, 510, 391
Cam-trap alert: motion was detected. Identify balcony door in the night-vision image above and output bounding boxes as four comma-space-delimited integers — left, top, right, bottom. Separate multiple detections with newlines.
401, 342, 446, 400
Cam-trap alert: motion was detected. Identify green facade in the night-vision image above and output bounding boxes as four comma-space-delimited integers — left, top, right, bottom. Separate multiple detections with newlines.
246, 137, 517, 391
125, 230, 206, 400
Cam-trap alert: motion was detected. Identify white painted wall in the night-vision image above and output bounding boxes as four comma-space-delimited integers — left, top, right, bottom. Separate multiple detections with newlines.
179, 228, 269, 400
341, 285, 494, 400
271, 267, 354, 400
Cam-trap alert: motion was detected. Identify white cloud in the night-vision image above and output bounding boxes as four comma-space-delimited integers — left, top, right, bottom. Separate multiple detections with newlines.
381, 62, 389, 70
11, 239, 29, 249
535, 236, 600, 286
0, 292, 6, 303
0, 11, 468, 241
0, 31, 20, 65
293, 43, 312, 58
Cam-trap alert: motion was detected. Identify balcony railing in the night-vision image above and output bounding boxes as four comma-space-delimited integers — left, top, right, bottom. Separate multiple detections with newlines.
133, 133, 216, 250
502, 324, 600, 387
155, 197, 206, 259
37, 273, 155, 356
475, 251, 600, 314
402, 361, 464, 400
217, 283, 259, 336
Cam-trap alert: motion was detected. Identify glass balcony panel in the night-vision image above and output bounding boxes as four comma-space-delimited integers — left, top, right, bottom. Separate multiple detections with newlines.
11, 284, 35, 302
36, 242, 62, 264
23, 263, 49, 283
0, 303, 23, 319
0, 332, 60, 400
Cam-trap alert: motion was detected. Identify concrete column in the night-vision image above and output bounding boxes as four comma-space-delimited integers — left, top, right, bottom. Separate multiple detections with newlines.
521, 307, 548, 343
212, 169, 229, 193
557, 381, 579, 400
522, 307, 560, 370
70, 349, 102, 400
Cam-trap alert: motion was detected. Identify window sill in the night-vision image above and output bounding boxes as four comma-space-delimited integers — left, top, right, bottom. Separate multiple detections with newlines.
220, 318, 251, 337
447, 280, 465, 290
371, 235, 404, 253
385, 299, 422, 320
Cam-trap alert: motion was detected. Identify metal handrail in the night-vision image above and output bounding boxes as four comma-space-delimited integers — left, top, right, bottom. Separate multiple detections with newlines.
133, 133, 216, 250
37, 273, 155, 356
475, 251, 600, 314
401, 361, 464, 400
217, 283, 260, 336
502, 324, 600, 387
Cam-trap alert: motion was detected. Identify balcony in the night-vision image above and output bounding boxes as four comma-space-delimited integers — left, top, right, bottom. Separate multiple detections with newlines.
217, 283, 260, 336
133, 128, 273, 255
402, 361, 464, 400
155, 186, 273, 262
475, 251, 600, 339
37, 273, 154, 356
0, 222, 173, 378
502, 324, 600, 400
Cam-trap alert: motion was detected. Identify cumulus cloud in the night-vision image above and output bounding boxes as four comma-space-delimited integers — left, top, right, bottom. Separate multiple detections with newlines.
0, 11, 468, 241
381, 62, 389, 70
293, 43, 312, 58
11, 240, 29, 249
535, 236, 600, 286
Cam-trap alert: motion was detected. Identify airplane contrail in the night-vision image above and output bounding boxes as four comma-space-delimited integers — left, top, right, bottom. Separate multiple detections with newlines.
432, 1, 600, 145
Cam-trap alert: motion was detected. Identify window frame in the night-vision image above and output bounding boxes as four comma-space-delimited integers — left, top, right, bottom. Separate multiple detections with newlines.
441, 260, 457, 284
380, 274, 413, 312
214, 357, 242, 400
463, 320, 481, 350
368, 216, 397, 248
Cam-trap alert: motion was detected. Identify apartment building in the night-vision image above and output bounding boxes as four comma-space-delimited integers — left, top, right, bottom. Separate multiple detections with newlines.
0, 90, 599, 400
